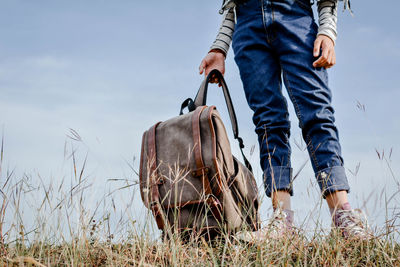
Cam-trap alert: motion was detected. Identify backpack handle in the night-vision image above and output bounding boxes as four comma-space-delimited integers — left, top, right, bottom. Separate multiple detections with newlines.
194, 70, 239, 138
194, 69, 253, 172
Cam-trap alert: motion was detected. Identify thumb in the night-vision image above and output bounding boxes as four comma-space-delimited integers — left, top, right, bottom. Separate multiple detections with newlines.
314, 38, 322, 57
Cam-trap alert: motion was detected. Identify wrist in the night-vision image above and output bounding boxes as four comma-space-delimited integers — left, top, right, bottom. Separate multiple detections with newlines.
209, 48, 226, 58
317, 33, 336, 46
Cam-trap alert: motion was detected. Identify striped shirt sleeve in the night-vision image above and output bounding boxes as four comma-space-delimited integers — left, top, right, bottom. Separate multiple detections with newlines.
318, 0, 352, 43
317, 0, 338, 43
210, 8, 235, 56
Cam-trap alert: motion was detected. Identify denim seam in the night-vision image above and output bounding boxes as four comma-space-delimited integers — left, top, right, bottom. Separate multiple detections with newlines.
261, 0, 278, 43
260, 0, 269, 43
281, 67, 320, 170
270, 1, 275, 23
269, 1, 278, 43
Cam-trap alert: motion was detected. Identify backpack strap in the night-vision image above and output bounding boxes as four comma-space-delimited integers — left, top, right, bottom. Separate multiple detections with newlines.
147, 121, 166, 230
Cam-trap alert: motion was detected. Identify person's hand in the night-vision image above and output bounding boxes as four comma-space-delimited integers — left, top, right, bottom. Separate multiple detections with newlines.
313, 35, 336, 69
199, 50, 226, 84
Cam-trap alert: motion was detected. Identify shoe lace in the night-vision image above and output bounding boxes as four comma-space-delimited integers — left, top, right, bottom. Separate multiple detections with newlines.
267, 209, 287, 230
336, 209, 369, 236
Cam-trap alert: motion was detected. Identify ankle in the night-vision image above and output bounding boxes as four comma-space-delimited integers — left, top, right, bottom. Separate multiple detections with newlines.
326, 190, 349, 213
330, 202, 351, 216
272, 190, 291, 211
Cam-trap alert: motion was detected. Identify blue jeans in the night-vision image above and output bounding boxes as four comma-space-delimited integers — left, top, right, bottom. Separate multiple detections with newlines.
232, 0, 350, 198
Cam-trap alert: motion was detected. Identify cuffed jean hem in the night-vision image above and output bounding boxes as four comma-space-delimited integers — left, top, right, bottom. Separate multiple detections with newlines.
263, 166, 293, 198
316, 166, 350, 198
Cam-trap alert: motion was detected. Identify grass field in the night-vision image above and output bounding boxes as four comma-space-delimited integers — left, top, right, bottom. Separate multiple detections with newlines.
0, 138, 399, 266
1, 226, 399, 266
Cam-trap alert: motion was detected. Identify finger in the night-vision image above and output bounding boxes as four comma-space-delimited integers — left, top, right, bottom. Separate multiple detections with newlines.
328, 50, 334, 65
199, 60, 206, 75
321, 46, 329, 63
326, 59, 333, 69
316, 45, 330, 68
324, 50, 332, 68
205, 68, 211, 77
313, 56, 326, 68
314, 38, 322, 57
332, 52, 336, 66
324, 48, 335, 68
327, 60, 335, 69
210, 73, 217, 83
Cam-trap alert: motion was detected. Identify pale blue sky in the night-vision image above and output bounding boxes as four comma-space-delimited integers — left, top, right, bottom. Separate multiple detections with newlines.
1, 0, 399, 236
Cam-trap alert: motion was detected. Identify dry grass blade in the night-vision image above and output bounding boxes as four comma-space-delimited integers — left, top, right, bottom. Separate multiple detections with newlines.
67, 128, 82, 142
0, 130, 4, 174
5, 256, 47, 267
292, 158, 309, 181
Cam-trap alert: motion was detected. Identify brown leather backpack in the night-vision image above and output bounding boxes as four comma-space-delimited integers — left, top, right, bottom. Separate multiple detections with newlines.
139, 70, 259, 239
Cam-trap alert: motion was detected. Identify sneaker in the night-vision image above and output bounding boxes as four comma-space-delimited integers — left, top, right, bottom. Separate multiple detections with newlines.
332, 203, 372, 239
235, 208, 294, 243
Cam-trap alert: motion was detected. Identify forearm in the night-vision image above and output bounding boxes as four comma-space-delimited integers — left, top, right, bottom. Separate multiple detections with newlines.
210, 8, 235, 56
